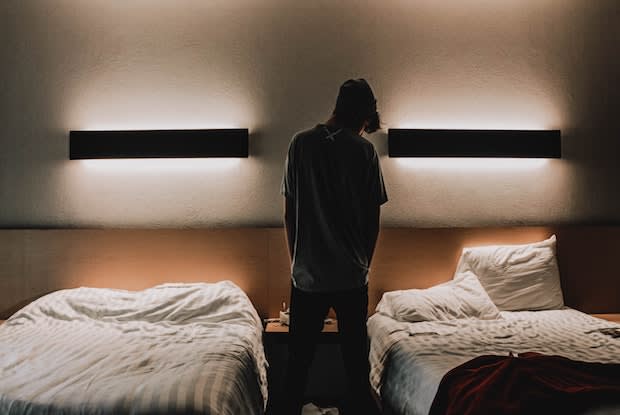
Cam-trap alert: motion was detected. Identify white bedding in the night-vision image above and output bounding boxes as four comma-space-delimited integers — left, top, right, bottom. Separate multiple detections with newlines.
0, 281, 267, 415
369, 309, 620, 415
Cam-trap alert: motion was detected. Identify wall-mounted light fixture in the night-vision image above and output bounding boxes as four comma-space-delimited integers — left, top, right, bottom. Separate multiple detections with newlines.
388, 129, 561, 158
69, 129, 249, 159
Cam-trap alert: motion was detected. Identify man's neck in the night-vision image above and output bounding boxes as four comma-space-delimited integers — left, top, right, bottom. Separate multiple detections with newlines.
325, 116, 364, 136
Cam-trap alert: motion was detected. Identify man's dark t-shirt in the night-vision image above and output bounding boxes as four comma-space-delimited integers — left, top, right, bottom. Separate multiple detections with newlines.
281, 124, 388, 292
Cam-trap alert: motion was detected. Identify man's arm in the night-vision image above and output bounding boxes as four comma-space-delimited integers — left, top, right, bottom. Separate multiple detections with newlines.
366, 203, 380, 265
284, 197, 296, 260
366, 148, 386, 265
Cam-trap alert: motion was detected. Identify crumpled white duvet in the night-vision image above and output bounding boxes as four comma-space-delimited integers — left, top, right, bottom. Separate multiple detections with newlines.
369, 308, 620, 415
0, 281, 267, 415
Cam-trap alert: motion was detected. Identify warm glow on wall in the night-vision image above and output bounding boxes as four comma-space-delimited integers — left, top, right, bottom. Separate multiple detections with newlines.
386, 77, 563, 135
80, 158, 241, 172
395, 158, 548, 170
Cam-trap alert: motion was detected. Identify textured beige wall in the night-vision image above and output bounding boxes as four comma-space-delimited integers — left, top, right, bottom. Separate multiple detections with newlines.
1, 1, 619, 227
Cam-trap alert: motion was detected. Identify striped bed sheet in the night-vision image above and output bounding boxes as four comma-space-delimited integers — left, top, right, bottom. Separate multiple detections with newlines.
368, 308, 620, 415
0, 281, 267, 415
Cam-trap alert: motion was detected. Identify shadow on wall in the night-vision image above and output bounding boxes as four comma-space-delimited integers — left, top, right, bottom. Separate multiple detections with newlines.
563, 2, 620, 222
0, 3, 73, 226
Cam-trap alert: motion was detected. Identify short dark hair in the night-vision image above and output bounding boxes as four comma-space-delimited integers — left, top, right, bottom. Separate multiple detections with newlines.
333, 78, 381, 134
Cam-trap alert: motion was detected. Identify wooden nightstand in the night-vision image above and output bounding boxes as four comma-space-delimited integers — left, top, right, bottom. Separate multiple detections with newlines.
264, 320, 339, 344
263, 320, 345, 414
591, 314, 620, 324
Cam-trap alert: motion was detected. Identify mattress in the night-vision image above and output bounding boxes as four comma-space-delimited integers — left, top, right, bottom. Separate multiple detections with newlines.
368, 308, 620, 415
0, 281, 267, 415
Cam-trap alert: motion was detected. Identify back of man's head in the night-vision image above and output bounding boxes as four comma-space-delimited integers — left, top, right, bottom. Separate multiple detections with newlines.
333, 78, 381, 134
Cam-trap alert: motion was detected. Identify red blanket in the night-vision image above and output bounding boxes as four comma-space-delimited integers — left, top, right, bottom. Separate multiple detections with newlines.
429, 352, 620, 415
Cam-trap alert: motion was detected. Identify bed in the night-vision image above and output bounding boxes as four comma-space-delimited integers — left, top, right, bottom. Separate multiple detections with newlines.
0, 280, 267, 415
369, 309, 620, 415
368, 235, 620, 415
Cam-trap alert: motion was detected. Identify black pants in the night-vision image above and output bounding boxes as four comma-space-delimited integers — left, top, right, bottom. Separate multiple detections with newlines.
280, 284, 377, 415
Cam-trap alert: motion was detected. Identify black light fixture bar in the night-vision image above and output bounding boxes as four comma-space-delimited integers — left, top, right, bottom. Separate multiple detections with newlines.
388, 129, 561, 158
69, 128, 249, 159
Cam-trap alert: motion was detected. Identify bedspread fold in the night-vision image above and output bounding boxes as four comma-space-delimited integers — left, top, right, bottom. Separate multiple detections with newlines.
429, 352, 620, 415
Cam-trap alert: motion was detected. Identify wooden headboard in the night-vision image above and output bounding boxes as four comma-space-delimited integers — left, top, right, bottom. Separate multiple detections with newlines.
1, 226, 619, 319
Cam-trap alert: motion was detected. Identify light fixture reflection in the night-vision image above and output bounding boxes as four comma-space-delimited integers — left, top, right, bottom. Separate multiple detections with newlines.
395, 158, 548, 170
81, 158, 241, 172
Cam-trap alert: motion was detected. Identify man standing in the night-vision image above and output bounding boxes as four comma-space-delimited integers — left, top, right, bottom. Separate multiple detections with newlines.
280, 79, 387, 415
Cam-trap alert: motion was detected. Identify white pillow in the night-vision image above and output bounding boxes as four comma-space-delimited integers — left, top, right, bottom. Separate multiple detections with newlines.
375, 271, 500, 322
455, 235, 564, 311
